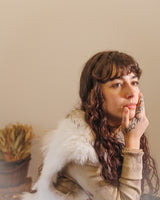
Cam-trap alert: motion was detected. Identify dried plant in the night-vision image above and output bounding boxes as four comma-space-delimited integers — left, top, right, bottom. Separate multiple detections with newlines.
0, 123, 34, 162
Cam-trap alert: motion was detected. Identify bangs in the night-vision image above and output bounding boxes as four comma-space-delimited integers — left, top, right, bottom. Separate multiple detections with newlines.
91, 52, 142, 83
102, 63, 141, 82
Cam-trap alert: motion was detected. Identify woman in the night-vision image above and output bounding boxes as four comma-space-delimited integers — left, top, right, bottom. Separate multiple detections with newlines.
22, 51, 160, 200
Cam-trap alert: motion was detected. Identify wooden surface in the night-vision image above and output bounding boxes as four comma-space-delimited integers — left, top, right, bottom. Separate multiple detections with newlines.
0, 177, 32, 200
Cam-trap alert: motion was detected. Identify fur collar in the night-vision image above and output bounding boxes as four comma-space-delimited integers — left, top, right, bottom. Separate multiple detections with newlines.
42, 109, 99, 166
33, 109, 99, 190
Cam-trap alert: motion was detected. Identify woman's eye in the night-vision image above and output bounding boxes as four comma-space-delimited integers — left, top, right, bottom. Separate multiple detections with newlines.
132, 81, 139, 86
112, 83, 121, 88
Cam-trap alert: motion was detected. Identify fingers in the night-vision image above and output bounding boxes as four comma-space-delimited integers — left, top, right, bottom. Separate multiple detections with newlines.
121, 93, 148, 136
135, 93, 145, 121
122, 107, 129, 128
136, 93, 144, 111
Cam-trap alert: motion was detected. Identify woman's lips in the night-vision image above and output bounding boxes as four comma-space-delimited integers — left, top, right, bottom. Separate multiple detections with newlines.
124, 103, 137, 109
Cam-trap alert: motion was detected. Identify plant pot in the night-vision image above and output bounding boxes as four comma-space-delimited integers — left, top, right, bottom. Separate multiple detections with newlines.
0, 154, 31, 188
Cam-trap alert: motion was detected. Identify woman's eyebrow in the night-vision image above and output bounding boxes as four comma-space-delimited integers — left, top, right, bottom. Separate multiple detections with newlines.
131, 75, 138, 79
112, 77, 122, 80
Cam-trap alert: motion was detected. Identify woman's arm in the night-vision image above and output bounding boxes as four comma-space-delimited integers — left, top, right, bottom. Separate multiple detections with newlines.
66, 149, 143, 200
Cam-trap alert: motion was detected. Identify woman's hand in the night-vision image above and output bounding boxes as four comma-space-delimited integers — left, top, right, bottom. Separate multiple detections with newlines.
121, 93, 149, 149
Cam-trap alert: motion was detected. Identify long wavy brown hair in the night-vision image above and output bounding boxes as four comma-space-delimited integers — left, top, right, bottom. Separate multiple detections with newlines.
79, 51, 160, 194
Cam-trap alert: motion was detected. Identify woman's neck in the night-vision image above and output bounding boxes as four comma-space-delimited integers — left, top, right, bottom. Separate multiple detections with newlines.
107, 119, 122, 135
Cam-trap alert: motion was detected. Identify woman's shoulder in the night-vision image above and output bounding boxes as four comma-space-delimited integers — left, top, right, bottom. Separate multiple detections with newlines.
56, 109, 94, 143
42, 109, 98, 165
67, 109, 85, 122
66, 109, 89, 129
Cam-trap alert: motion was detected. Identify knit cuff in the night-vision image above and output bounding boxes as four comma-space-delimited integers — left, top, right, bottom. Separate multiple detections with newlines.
121, 149, 144, 180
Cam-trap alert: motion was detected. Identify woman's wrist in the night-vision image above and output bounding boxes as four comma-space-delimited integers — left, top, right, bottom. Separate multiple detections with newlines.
125, 138, 140, 149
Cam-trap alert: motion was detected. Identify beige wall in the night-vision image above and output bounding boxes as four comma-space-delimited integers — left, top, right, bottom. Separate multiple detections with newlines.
0, 0, 160, 183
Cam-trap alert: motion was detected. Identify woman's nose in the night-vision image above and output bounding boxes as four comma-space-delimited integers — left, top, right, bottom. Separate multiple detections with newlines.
124, 84, 135, 99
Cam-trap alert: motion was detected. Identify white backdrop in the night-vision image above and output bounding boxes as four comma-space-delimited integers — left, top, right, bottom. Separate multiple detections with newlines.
0, 0, 160, 184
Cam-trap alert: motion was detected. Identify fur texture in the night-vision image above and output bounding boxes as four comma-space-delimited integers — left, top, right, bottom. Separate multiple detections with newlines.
21, 110, 99, 200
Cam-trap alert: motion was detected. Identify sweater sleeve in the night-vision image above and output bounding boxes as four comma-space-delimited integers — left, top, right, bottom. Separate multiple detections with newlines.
66, 149, 144, 200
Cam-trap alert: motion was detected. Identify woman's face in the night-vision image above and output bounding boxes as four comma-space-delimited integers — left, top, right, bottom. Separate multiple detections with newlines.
101, 72, 140, 126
